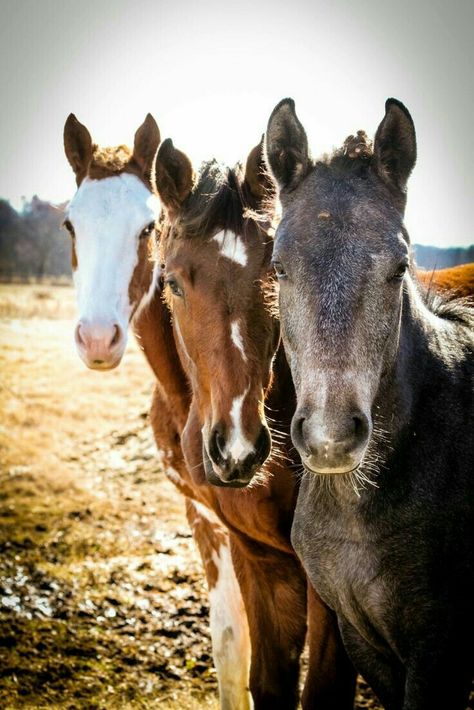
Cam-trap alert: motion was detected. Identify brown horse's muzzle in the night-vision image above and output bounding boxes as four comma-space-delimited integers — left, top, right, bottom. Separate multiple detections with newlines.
203, 423, 271, 487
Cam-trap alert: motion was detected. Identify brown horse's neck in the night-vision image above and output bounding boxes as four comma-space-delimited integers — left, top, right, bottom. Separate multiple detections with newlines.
133, 274, 190, 433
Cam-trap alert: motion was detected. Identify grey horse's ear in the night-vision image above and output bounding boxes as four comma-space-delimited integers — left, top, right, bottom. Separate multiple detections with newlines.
265, 98, 310, 191
373, 99, 416, 194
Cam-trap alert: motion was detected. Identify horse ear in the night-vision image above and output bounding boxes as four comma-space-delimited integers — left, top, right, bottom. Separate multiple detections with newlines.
373, 99, 416, 194
133, 113, 161, 183
154, 138, 194, 218
244, 135, 273, 200
64, 114, 93, 183
265, 98, 309, 191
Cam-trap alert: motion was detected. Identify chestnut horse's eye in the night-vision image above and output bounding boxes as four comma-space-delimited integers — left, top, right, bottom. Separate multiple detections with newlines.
140, 222, 155, 239
63, 219, 75, 238
272, 260, 287, 279
165, 278, 184, 298
390, 262, 409, 281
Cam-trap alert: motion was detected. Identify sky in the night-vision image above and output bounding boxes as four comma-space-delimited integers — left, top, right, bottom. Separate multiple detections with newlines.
1, 0, 473, 247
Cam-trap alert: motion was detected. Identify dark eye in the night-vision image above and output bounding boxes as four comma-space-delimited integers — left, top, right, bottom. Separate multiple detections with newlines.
140, 222, 155, 239
272, 260, 287, 279
165, 277, 184, 298
63, 219, 75, 237
390, 261, 409, 281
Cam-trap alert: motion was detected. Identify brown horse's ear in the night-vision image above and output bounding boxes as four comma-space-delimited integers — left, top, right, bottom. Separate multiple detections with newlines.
155, 138, 194, 219
64, 114, 93, 184
132, 114, 161, 184
265, 98, 310, 191
373, 99, 416, 195
244, 136, 273, 200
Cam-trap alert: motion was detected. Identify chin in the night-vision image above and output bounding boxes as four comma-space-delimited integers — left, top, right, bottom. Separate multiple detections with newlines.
303, 458, 363, 476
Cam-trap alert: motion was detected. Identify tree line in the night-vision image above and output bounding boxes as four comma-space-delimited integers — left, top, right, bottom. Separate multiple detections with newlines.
0, 197, 69, 280
0, 196, 472, 281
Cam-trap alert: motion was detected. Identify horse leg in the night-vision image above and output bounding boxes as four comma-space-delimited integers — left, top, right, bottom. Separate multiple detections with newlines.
230, 536, 308, 709
301, 582, 356, 709
403, 648, 472, 710
339, 619, 405, 710
186, 499, 253, 710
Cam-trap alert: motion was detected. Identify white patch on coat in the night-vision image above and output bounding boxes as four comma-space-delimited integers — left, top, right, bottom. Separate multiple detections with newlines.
213, 229, 247, 266
208, 541, 253, 710
231, 320, 247, 362
227, 389, 254, 462
67, 174, 160, 341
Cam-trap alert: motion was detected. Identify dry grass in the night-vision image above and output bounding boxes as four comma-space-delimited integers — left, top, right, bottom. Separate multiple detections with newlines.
0, 284, 219, 709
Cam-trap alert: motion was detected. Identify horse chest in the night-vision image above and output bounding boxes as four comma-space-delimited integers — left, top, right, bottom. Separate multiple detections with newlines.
292, 478, 393, 648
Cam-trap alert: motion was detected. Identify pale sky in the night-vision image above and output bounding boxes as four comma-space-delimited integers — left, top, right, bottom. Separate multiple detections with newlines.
1, 0, 473, 247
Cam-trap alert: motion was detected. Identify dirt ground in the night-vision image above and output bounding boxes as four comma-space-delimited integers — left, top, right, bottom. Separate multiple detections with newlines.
0, 284, 472, 709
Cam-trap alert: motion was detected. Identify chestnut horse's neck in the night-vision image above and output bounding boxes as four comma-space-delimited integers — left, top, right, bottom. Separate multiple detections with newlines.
133, 263, 190, 433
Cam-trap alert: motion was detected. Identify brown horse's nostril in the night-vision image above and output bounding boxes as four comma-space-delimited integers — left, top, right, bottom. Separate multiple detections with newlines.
209, 426, 226, 467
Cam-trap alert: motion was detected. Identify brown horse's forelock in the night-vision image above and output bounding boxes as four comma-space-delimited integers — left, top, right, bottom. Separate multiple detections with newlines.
170, 159, 272, 242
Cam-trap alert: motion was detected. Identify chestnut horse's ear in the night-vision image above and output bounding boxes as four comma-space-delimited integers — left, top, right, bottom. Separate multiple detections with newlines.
133, 114, 161, 183
373, 99, 417, 194
154, 138, 194, 218
244, 135, 273, 200
64, 114, 93, 184
265, 98, 310, 191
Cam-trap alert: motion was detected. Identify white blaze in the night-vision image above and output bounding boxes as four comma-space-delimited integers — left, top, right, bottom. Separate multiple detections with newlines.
231, 320, 247, 361
227, 388, 254, 462
213, 229, 247, 266
67, 174, 160, 338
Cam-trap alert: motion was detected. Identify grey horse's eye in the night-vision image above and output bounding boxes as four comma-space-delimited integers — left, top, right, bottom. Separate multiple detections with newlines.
272, 260, 287, 279
390, 262, 408, 281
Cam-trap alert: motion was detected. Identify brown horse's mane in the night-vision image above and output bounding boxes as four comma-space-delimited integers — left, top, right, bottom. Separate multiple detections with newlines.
175, 159, 269, 240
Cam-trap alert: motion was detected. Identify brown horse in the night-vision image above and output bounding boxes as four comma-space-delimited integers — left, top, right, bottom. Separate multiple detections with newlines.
64, 117, 355, 708
154, 138, 356, 708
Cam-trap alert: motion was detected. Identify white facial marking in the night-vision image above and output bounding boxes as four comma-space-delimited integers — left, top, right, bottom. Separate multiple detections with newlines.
67, 174, 160, 337
213, 229, 247, 266
207, 538, 253, 709
227, 388, 254, 462
230, 320, 247, 362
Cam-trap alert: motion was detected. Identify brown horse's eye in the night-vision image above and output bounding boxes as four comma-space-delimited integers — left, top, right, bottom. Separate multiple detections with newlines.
165, 277, 184, 298
272, 260, 287, 279
63, 219, 75, 238
140, 222, 155, 239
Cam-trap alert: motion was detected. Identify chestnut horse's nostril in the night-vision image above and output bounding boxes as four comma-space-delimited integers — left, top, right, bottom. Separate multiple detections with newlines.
110, 324, 121, 348
75, 323, 85, 347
